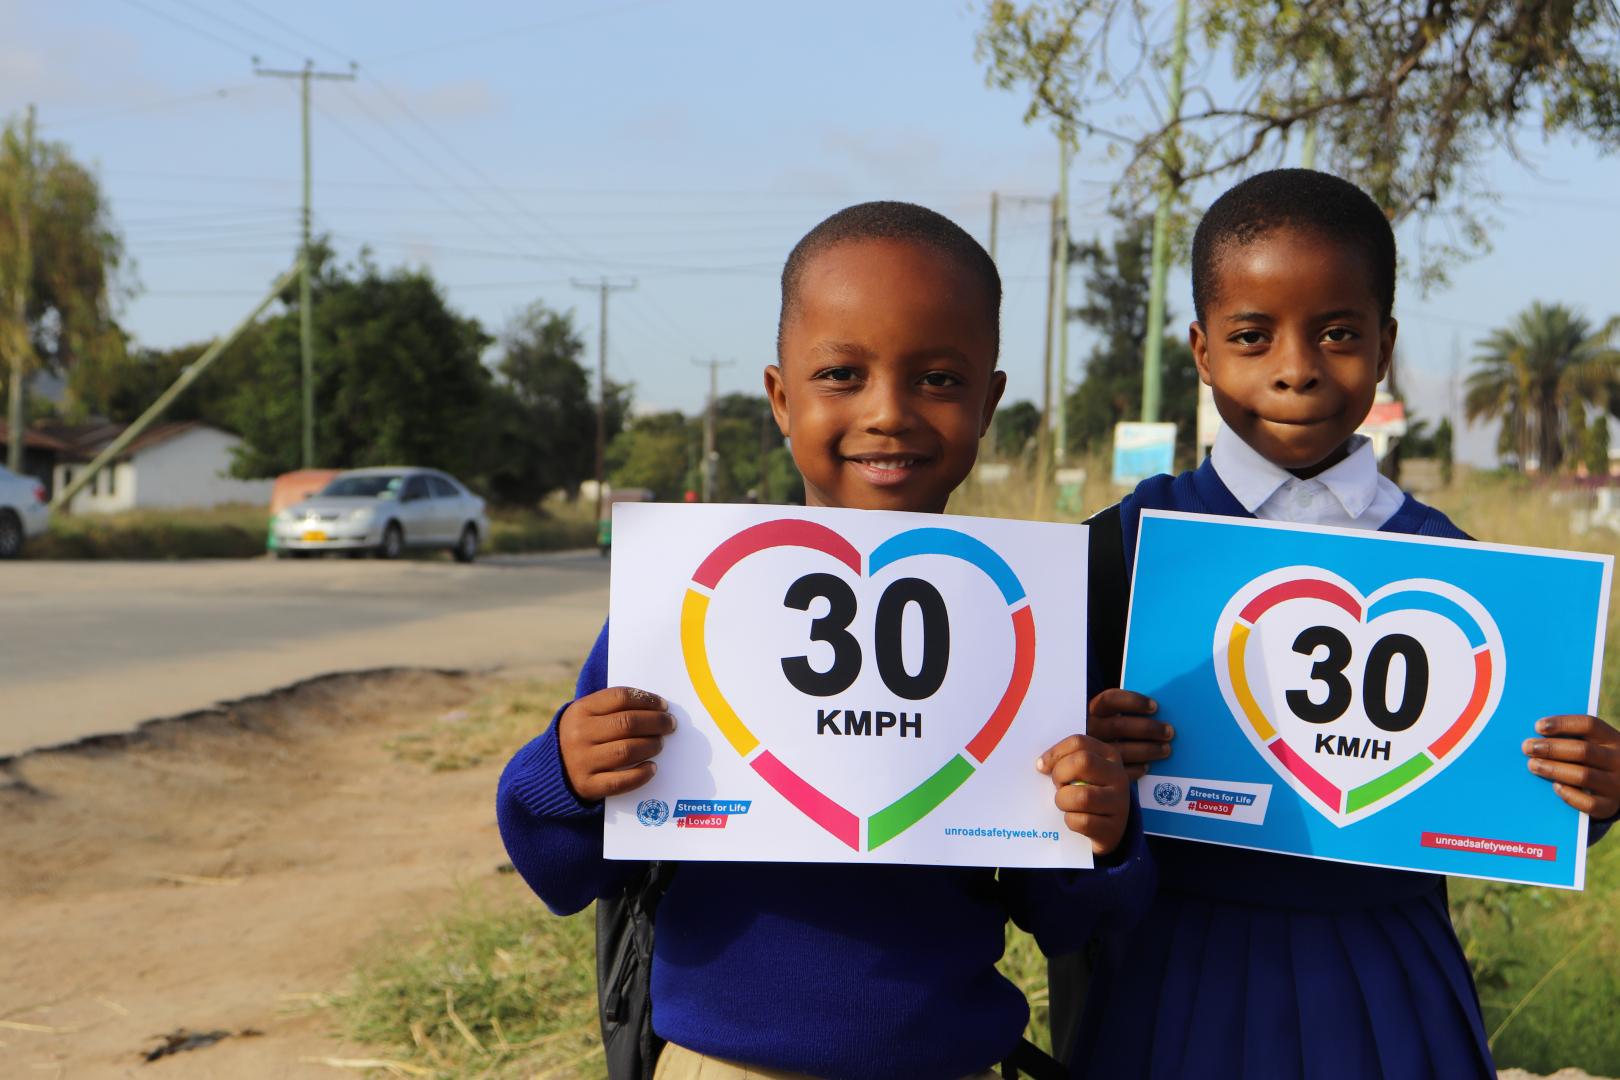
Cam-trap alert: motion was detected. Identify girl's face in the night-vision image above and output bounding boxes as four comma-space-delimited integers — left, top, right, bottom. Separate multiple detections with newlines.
766, 238, 1004, 513
1191, 225, 1395, 478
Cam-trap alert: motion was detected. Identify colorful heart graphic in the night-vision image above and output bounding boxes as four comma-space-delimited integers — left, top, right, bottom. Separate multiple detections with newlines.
1214, 567, 1505, 827
680, 519, 1034, 851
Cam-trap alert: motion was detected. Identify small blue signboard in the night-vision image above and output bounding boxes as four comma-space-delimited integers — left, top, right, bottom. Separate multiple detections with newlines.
1111, 422, 1177, 486
1122, 510, 1612, 888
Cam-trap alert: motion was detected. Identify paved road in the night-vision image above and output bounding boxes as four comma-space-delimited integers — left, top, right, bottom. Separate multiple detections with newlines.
0, 552, 610, 758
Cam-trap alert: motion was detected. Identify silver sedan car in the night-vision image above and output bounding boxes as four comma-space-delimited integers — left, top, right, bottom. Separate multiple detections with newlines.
271, 467, 490, 562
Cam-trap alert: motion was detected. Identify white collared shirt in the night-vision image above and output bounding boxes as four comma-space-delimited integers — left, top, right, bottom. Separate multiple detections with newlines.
1209, 425, 1406, 530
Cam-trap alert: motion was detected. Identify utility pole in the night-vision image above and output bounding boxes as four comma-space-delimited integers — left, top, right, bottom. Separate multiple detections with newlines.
1301, 54, 1328, 169
573, 276, 636, 524
1140, 0, 1191, 423
758, 406, 773, 503
1054, 133, 1072, 466
988, 191, 1000, 264
52, 260, 304, 511
255, 59, 356, 469
5, 104, 35, 474
995, 194, 1057, 470
1034, 191, 1060, 516
692, 357, 735, 502
984, 191, 1001, 458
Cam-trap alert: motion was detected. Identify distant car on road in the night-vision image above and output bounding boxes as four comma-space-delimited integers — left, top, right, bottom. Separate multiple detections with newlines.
0, 465, 50, 559
271, 467, 489, 562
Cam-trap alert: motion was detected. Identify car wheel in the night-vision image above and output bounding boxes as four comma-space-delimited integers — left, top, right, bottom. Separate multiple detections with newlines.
0, 510, 23, 559
377, 522, 404, 560
452, 524, 478, 564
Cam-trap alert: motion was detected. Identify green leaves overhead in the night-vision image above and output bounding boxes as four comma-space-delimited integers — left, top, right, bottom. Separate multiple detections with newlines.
979, 0, 1620, 285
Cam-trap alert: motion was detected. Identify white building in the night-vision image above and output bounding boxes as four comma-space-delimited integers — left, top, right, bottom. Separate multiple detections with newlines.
53, 421, 273, 514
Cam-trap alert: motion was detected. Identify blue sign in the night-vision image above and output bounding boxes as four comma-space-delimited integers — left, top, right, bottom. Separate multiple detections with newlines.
1112, 422, 1177, 486
1122, 510, 1612, 889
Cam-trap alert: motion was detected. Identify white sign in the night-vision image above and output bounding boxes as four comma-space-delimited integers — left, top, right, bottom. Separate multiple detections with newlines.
604, 503, 1093, 869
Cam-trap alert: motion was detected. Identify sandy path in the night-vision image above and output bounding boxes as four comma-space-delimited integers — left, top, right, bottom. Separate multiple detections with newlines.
0, 666, 563, 1079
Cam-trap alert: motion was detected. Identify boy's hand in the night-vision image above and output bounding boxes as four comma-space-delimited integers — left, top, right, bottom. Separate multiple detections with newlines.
1037, 735, 1130, 856
1523, 714, 1620, 820
1088, 689, 1174, 780
558, 686, 676, 802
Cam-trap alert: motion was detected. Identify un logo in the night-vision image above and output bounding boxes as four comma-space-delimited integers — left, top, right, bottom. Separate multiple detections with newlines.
1152, 782, 1183, 807
636, 798, 671, 827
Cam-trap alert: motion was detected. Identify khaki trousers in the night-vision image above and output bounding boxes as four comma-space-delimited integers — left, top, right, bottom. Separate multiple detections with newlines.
654, 1040, 1001, 1080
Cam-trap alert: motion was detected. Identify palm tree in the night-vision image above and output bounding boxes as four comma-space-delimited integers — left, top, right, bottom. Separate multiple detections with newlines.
1464, 303, 1620, 473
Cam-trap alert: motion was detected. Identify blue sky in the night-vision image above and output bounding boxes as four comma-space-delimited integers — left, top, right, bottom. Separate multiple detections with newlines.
9, 1, 1619, 465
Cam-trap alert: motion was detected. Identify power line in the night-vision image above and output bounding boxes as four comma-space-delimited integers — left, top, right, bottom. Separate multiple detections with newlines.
330, 85, 566, 263
309, 104, 533, 259
365, 78, 587, 261
41, 85, 257, 129
231, 0, 355, 67
169, 0, 309, 60
365, 0, 673, 66
119, 0, 257, 57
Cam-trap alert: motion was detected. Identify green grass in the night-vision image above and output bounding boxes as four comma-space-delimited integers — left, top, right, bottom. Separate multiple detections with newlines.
330, 882, 604, 1080
387, 677, 576, 774
486, 500, 597, 555
27, 503, 270, 559
26, 498, 599, 560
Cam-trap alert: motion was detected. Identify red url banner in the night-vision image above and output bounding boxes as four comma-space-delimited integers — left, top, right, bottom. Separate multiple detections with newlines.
1421, 831, 1557, 861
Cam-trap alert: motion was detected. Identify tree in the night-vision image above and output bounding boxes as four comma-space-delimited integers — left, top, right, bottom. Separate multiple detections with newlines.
1065, 213, 1198, 459
979, 0, 1620, 283
220, 250, 494, 480
994, 399, 1041, 461
1464, 302, 1620, 473
0, 110, 127, 464
482, 301, 629, 505
98, 340, 244, 429
609, 410, 697, 500
607, 394, 801, 504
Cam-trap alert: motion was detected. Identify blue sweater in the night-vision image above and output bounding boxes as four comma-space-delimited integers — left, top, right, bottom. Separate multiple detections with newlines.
498, 621, 1156, 1080
1067, 460, 1611, 1079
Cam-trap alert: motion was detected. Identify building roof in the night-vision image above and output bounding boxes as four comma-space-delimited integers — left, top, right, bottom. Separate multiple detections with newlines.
1, 419, 221, 463
0, 422, 81, 454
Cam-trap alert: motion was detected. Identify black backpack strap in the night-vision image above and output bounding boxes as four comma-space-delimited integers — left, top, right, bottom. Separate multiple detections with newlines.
597, 862, 675, 1080
999, 1037, 1069, 1080
1086, 502, 1128, 692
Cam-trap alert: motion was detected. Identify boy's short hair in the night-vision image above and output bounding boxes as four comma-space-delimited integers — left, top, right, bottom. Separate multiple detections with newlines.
1191, 168, 1396, 324
777, 200, 1001, 358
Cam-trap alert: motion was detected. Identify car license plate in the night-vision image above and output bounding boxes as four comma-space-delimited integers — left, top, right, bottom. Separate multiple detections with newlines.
303, 530, 327, 542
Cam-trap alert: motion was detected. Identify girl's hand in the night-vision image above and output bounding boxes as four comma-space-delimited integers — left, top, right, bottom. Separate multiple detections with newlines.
558, 686, 676, 802
1037, 734, 1129, 856
1088, 689, 1174, 780
1523, 714, 1620, 819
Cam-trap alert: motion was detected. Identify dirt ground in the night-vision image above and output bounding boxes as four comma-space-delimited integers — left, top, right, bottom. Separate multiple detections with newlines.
1, 665, 1611, 1080
0, 666, 558, 1079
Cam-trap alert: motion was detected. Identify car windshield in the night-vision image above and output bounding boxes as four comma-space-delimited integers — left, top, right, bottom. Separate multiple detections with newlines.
320, 474, 405, 499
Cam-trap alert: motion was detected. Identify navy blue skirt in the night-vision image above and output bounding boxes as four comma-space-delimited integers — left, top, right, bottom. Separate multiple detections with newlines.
1070, 841, 1494, 1079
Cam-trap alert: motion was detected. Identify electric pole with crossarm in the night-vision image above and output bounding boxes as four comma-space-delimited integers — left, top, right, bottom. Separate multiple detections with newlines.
255, 59, 356, 469
572, 277, 637, 524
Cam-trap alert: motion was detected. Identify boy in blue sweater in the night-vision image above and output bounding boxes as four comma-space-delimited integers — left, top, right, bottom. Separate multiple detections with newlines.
497, 202, 1153, 1080
1059, 169, 1620, 1078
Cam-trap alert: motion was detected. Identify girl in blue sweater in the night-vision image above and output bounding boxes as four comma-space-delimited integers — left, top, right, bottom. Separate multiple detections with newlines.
498, 202, 1154, 1080
1060, 169, 1620, 1079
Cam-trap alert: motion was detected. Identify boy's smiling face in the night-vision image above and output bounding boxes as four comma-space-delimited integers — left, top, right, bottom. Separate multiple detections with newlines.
766, 238, 1004, 513
1192, 225, 1395, 478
